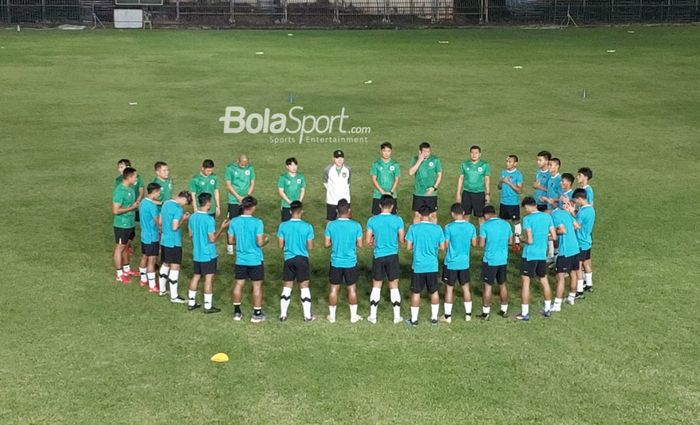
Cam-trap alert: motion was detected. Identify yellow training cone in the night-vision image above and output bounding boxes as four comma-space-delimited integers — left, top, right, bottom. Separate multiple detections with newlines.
210, 353, 229, 363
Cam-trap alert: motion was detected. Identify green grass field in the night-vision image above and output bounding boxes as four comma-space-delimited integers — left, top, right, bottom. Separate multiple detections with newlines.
1, 26, 699, 424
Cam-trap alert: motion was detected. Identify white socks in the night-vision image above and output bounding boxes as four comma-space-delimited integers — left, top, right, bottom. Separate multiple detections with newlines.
227, 244, 234, 255
140, 267, 148, 283
168, 269, 180, 299
328, 305, 336, 321
585, 272, 593, 288
430, 303, 439, 321
577, 279, 584, 292
483, 306, 491, 314
514, 223, 522, 244
443, 303, 453, 318
544, 299, 552, 312
522, 304, 529, 316
280, 287, 292, 318
369, 287, 381, 319
500, 304, 508, 314
390, 288, 401, 320
188, 290, 197, 306
464, 301, 472, 315
158, 265, 170, 293
349, 304, 358, 318
300, 287, 312, 319
410, 306, 419, 323
204, 293, 213, 310
147, 272, 156, 289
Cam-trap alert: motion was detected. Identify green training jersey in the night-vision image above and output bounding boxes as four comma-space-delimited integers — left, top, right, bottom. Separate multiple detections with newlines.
410, 155, 442, 197
460, 160, 490, 193
112, 183, 136, 229
152, 176, 173, 206
370, 158, 401, 199
188, 173, 219, 214
277, 172, 306, 208
114, 174, 144, 198
224, 163, 255, 205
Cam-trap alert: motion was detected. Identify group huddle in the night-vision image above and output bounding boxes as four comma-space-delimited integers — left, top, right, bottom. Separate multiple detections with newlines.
110, 142, 596, 325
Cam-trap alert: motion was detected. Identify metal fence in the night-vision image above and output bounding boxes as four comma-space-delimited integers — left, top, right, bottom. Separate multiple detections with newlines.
1, 0, 698, 26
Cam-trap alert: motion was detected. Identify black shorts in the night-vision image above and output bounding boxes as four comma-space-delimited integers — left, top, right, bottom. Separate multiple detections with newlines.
499, 204, 520, 221
481, 262, 507, 285
193, 258, 217, 276
135, 209, 140, 223
228, 203, 242, 219
141, 242, 159, 256
411, 272, 439, 294
536, 204, 548, 212
281, 207, 292, 222
329, 265, 358, 285
283, 256, 310, 282
579, 249, 591, 261
461, 191, 485, 217
235, 263, 264, 281
372, 254, 401, 281
412, 195, 437, 213
555, 254, 580, 273
371, 197, 397, 215
114, 227, 135, 244
161, 246, 183, 265
520, 259, 547, 278
442, 267, 471, 286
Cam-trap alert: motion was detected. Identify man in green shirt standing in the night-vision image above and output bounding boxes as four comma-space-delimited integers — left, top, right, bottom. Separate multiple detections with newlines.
115, 159, 144, 221
225, 154, 256, 255
151, 161, 173, 211
189, 159, 220, 219
408, 142, 442, 224
370, 142, 400, 215
456, 145, 491, 225
277, 157, 306, 222
112, 167, 140, 284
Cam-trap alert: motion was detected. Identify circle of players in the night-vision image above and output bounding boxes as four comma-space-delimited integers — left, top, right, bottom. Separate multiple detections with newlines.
111, 142, 595, 325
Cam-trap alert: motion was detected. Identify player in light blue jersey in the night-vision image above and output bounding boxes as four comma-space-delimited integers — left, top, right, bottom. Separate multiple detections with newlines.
577, 167, 595, 206
533, 151, 551, 212
542, 157, 562, 211
559, 173, 574, 208
517, 197, 557, 321
187, 193, 229, 314
440, 203, 477, 323
158, 191, 192, 304
366, 195, 406, 324
551, 202, 580, 312
572, 189, 596, 296
138, 183, 162, 294
478, 205, 513, 320
498, 154, 524, 248
324, 200, 364, 323
277, 201, 316, 321
228, 196, 269, 323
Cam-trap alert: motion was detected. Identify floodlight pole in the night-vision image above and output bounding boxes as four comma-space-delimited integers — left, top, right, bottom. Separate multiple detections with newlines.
229, 0, 235, 25
333, 0, 340, 23
381, 0, 391, 23
281, 0, 288, 24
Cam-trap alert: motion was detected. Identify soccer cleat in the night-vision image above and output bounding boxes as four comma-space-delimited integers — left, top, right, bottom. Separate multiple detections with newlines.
477, 312, 490, 321
350, 315, 363, 324
540, 309, 552, 318
575, 292, 586, 300
170, 296, 186, 304
187, 303, 201, 311
203, 306, 221, 314
279, 316, 287, 322
512, 243, 522, 254
326, 315, 336, 324
515, 312, 530, 321
584, 285, 594, 293
565, 298, 575, 306
303, 315, 316, 322
367, 316, 377, 324
498, 310, 508, 318
126, 269, 140, 277
404, 319, 417, 327
439, 315, 452, 324
551, 304, 562, 312
158, 291, 168, 297
431, 319, 439, 326
393, 317, 404, 324
148, 287, 159, 294
116, 275, 131, 284
233, 312, 243, 321
139, 281, 148, 287
465, 313, 472, 322
250, 314, 266, 323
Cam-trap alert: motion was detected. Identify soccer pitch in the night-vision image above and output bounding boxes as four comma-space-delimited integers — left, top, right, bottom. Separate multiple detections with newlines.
1, 26, 699, 424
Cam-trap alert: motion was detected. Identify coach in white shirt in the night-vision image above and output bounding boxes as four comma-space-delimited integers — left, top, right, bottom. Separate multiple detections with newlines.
323, 150, 352, 221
